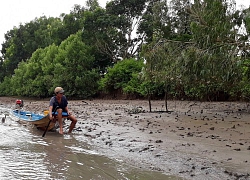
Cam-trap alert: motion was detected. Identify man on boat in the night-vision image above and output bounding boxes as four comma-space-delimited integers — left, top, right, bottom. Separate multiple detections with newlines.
49, 87, 77, 134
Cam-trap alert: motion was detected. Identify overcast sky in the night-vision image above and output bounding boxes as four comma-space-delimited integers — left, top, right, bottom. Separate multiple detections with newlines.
0, 0, 108, 47
0, 0, 249, 52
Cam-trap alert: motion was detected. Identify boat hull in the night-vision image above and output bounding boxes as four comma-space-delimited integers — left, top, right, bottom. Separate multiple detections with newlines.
11, 110, 55, 131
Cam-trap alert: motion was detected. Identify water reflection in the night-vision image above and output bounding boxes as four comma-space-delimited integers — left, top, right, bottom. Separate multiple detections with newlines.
0, 124, 50, 179
0, 107, 182, 180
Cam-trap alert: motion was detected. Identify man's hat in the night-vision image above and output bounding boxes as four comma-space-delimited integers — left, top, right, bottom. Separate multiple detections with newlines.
54, 87, 64, 94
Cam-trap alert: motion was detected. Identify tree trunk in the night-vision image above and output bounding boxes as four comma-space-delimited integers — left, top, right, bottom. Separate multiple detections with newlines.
164, 91, 168, 112
148, 94, 152, 112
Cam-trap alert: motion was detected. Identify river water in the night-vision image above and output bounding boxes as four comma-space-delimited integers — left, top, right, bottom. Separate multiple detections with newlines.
0, 106, 182, 180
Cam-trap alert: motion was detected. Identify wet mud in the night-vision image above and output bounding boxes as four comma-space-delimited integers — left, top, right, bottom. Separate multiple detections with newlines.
1, 97, 250, 180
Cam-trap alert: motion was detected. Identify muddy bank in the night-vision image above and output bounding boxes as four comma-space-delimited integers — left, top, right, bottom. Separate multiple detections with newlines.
1, 97, 250, 180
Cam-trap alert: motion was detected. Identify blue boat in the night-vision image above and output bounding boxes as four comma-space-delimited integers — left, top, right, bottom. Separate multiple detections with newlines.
12, 109, 45, 121
11, 109, 55, 131
11, 104, 70, 132
11, 109, 69, 131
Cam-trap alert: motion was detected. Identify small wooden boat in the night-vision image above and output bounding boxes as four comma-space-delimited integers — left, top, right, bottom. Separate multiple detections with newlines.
11, 109, 54, 131
11, 109, 68, 131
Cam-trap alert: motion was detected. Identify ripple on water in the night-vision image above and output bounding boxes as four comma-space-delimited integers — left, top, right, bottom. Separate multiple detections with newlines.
67, 145, 99, 155
0, 109, 52, 180
0, 148, 51, 180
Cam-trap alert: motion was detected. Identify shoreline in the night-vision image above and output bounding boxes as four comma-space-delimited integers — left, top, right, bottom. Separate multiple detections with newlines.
1, 97, 250, 179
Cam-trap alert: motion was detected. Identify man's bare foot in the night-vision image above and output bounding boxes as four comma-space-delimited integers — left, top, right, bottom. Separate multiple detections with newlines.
59, 129, 64, 134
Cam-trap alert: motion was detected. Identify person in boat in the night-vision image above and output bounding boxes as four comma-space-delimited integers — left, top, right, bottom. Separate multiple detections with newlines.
49, 87, 77, 134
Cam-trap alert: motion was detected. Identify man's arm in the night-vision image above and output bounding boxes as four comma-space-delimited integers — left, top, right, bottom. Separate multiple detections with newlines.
48, 97, 55, 120
49, 106, 53, 120
65, 106, 71, 115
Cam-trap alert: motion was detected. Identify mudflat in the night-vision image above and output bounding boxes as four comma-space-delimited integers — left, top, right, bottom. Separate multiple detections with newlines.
2, 97, 250, 180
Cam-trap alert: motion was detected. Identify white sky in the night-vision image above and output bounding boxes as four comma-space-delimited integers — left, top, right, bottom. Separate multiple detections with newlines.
0, 0, 249, 52
0, 0, 109, 47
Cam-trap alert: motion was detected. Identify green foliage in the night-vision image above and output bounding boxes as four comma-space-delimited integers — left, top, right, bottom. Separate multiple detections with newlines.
83, 0, 147, 62
238, 58, 250, 99
98, 58, 143, 95
139, 0, 172, 43
53, 32, 98, 97
244, 9, 250, 35
60, 4, 85, 40
86, 0, 100, 11
82, 8, 116, 71
0, 31, 100, 98
0, 17, 65, 80
0, 77, 12, 96
0, 5, 86, 82
123, 73, 143, 94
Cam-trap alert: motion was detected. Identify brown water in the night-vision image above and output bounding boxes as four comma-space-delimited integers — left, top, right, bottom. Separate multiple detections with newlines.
0, 107, 182, 180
